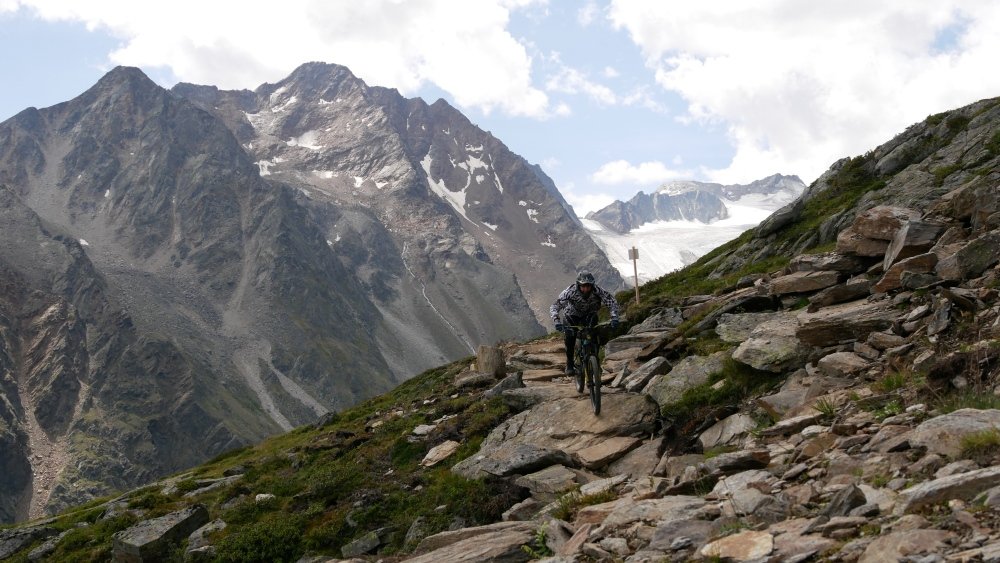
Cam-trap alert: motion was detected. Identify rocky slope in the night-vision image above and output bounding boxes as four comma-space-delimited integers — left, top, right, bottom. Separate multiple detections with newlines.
4, 98, 1000, 562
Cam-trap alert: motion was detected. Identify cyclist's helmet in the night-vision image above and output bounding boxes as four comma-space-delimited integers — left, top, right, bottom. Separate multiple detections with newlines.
576, 270, 596, 289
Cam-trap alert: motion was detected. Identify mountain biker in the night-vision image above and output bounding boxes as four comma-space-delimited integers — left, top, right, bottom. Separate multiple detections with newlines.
550, 271, 620, 375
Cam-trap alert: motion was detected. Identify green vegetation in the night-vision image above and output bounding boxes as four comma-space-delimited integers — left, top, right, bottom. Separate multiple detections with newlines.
873, 369, 920, 393
521, 524, 555, 558
960, 429, 1000, 465
932, 163, 963, 186
986, 130, 1000, 156
661, 357, 785, 433
14, 358, 529, 562
934, 389, 1000, 414
813, 397, 839, 420
551, 489, 618, 521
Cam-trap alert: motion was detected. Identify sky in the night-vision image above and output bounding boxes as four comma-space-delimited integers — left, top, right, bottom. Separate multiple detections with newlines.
1, 1, 999, 215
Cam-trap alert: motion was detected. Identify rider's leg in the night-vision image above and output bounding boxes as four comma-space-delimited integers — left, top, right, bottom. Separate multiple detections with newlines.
563, 313, 581, 373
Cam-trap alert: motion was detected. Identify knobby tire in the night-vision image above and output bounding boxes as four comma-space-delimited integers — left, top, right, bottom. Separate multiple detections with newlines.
587, 354, 601, 415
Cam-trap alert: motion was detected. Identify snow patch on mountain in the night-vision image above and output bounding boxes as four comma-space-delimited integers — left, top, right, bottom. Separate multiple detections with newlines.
421, 152, 471, 224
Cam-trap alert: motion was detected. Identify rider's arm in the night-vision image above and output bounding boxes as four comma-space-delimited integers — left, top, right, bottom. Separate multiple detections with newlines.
597, 286, 620, 320
550, 285, 572, 322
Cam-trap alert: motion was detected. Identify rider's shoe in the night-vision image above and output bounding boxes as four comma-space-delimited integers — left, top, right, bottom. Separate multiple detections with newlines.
564, 364, 576, 375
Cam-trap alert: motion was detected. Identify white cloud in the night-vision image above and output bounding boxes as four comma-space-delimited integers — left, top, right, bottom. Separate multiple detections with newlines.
554, 102, 572, 116
577, 1, 599, 27
545, 64, 617, 105
591, 159, 687, 186
609, 1, 1000, 183
8, 0, 554, 118
560, 181, 618, 216
602, 66, 620, 78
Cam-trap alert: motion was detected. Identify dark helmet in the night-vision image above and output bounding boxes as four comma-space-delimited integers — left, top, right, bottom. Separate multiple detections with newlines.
576, 270, 595, 288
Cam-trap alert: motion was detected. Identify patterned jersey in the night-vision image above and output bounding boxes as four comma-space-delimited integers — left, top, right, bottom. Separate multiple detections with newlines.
550, 283, 620, 322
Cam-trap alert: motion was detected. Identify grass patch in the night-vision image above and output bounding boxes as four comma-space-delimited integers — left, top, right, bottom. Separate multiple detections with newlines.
932, 163, 963, 186
551, 489, 618, 521
960, 429, 1000, 465
662, 357, 785, 430
873, 370, 913, 393
703, 445, 737, 459
934, 390, 1000, 414
813, 397, 839, 420
986, 131, 1000, 156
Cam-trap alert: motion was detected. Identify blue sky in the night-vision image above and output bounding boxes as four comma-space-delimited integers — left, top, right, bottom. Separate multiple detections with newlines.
2, 1, 999, 215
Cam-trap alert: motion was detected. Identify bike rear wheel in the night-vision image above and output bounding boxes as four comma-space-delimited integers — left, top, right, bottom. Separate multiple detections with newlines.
574, 359, 585, 394
586, 354, 601, 415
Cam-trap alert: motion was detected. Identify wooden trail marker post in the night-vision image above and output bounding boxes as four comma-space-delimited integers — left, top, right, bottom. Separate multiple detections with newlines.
628, 246, 640, 304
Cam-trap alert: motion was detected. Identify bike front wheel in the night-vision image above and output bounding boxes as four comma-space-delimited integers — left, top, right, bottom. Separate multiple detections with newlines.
586, 354, 601, 415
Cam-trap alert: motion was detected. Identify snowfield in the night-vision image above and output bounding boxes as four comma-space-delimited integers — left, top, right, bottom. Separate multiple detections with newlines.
584, 194, 795, 286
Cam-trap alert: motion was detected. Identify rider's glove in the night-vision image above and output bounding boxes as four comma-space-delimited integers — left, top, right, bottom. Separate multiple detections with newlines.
610, 318, 619, 330
555, 322, 564, 332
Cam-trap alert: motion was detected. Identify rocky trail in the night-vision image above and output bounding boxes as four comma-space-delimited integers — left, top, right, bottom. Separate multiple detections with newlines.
6, 198, 1000, 562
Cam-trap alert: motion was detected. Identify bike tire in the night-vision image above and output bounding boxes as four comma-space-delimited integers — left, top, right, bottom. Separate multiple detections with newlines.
587, 354, 601, 415
575, 358, 585, 394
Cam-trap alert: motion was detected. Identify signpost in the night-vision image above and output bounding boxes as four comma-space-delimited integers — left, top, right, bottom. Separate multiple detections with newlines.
628, 246, 640, 304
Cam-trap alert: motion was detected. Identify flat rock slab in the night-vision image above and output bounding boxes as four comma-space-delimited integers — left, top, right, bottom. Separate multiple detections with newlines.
409, 522, 535, 562
699, 413, 755, 450
817, 351, 870, 377
716, 312, 783, 343
605, 332, 665, 355
600, 495, 706, 529
896, 466, 1000, 514
607, 439, 662, 479
521, 369, 565, 383
576, 436, 642, 469
770, 270, 840, 295
453, 395, 658, 479
732, 312, 807, 372
514, 465, 579, 501
796, 299, 900, 347
501, 383, 580, 410
858, 529, 953, 563
113, 505, 210, 563
909, 408, 1000, 458
700, 530, 774, 561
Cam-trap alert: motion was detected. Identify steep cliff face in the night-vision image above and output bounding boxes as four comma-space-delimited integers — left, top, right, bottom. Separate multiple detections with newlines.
0, 68, 398, 520
173, 62, 620, 352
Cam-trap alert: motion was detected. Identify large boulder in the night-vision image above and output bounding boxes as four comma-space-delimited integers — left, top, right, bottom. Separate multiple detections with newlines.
716, 312, 783, 343
859, 529, 953, 563
453, 395, 658, 479
836, 206, 920, 257
645, 350, 730, 409
807, 279, 872, 311
873, 252, 938, 293
113, 505, 210, 563
936, 231, 1000, 281
895, 466, 1000, 514
796, 299, 900, 347
909, 408, 1000, 458
883, 220, 945, 270
732, 313, 808, 372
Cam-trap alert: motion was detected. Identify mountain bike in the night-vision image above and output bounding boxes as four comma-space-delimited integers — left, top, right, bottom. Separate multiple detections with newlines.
565, 323, 608, 415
